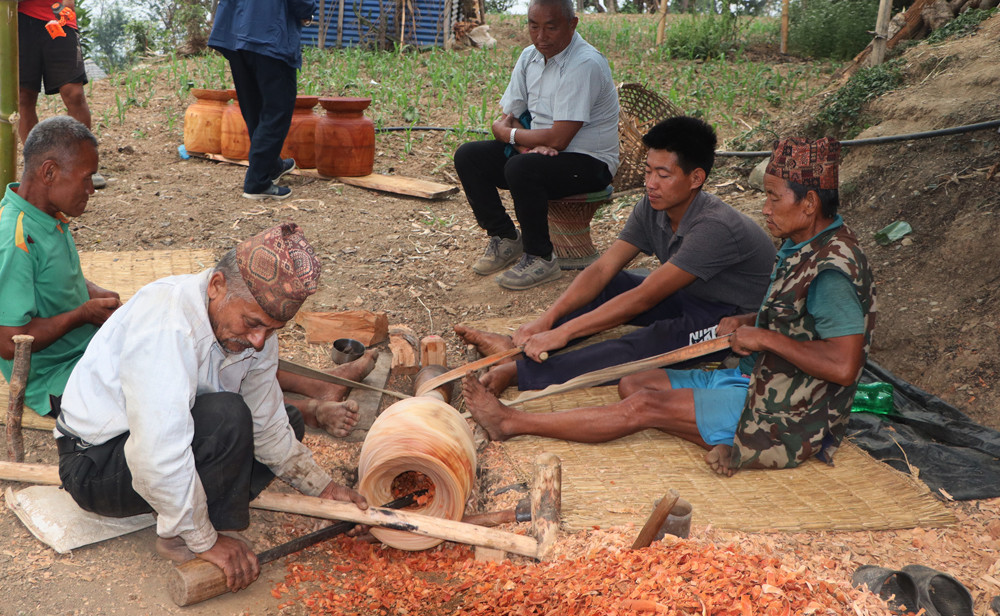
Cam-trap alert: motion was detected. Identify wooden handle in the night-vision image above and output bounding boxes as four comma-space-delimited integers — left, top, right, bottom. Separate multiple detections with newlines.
6, 335, 34, 463
278, 358, 409, 400
414, 347, 522, 396
168, 491, 424, 606
632, 489, 680, 549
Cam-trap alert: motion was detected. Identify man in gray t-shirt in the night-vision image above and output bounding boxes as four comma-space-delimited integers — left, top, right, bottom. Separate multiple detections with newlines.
456, 116, 776, 393
453, 0, 619, 291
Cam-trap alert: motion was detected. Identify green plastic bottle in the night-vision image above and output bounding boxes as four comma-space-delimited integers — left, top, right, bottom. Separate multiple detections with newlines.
851, 381, 895, 415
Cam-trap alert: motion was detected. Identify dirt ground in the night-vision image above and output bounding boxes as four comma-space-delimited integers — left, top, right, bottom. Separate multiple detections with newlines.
1, 13, 999, 616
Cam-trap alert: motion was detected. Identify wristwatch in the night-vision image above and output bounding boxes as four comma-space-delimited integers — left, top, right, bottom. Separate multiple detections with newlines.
509, 128, 517, 145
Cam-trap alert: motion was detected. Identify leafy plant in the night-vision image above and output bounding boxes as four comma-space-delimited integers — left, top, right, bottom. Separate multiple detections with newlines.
788, 0, 879, 60
926, 7, 998, 44
659, 13, 741, 60
813, 60, 903, 138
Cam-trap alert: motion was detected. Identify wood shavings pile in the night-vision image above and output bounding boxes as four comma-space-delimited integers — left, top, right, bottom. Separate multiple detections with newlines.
270, 534, 921, 615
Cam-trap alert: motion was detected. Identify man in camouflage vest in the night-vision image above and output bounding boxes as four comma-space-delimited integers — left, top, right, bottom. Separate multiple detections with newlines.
462, 136, 876, 477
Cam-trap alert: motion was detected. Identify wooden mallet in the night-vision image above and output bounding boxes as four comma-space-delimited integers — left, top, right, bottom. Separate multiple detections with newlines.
167, 490, 426, 607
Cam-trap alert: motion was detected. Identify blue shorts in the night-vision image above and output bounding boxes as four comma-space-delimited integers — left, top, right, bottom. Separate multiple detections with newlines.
665, 368, 750, 446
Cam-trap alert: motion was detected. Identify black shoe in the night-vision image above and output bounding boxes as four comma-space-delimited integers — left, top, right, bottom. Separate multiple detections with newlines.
242, 184, 291, 200
270, 158, 296, 183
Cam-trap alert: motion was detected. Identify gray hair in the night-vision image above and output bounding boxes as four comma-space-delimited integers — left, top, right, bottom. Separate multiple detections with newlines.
22, 116, 98, 173
529, 0, 575, 21
213, 249, 256, 303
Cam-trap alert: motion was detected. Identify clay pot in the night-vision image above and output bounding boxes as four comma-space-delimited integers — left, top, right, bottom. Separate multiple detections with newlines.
315, 97, 375, 177
358, 396, 476, 551
182, 89, 231, 154
221, 89, 250, 160
280, 95, 319, 169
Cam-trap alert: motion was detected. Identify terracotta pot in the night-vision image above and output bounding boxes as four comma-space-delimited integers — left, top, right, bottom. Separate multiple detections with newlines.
221, 89, 250, 160
315, 96, 375, 177
358, 396, 476, 551
182, 89, 231, 155
280, 95, 319, 169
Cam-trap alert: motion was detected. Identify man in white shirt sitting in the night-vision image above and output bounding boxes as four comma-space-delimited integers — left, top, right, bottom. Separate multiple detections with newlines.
55, 223, 367, 593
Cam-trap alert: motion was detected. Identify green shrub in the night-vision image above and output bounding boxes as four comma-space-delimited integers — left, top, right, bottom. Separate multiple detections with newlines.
814, 59, 903, 137
660, 13, 741, 60
788, 0, 878, 60
926, 7, 998, 43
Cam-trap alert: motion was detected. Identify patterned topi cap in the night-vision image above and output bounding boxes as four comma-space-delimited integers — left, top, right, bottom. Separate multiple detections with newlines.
236, 222, 321, 322
765, 136, 841, 191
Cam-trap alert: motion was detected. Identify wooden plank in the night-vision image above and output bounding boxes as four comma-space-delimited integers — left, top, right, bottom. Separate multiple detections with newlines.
194, 153, 458, 200
335, 173, 458, 200
344, 352, 392, 443
0, 376, 54, 432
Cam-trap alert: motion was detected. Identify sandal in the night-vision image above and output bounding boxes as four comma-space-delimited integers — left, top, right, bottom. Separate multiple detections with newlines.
851, 565, 921, 614
901, 564, 973, 616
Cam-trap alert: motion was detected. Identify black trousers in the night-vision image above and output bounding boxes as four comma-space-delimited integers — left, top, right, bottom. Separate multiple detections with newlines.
218, 48, 297, 193
454, 140, 613, 257
515, 271, 741, 390
58, 392, 305, 531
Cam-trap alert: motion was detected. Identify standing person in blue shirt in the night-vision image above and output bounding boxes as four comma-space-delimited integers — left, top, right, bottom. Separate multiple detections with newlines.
209, 0, 316, 200
453, 0, 620, 290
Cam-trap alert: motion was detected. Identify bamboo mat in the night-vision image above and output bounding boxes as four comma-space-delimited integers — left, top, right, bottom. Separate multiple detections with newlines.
1, 249, 216, 420
498, 386, 956, 532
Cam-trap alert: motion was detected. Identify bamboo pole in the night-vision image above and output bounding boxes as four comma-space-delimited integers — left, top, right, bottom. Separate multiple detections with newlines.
871, 0, 894, 66
655, 0, 670, 45
0, 0, 19, 187
779, 0, 789, 54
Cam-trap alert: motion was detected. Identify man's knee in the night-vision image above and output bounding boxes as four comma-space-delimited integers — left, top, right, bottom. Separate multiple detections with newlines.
285, 404, 306, 441
454, 140, 491, 177
59, 83, 89, 112
191, 392, 253, 444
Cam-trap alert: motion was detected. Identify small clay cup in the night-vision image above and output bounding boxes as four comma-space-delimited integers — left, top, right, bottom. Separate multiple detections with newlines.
331, 338, 365, 364
655, 497, 693, 540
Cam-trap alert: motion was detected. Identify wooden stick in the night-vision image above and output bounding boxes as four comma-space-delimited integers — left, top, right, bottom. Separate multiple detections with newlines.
167, 491, 423, 607
0, 462, 542, 558
632, 489, 680, 549
507, 335, 732, 407
6, 335, 33, 462
414, 347, 522, 396
0, 411, 55, 432
278, 358, 409, 400
250, 492, 540, 558
532, 453, 561, 561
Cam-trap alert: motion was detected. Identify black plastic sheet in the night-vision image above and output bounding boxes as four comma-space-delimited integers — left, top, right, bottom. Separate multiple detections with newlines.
847, 360, 1000, 500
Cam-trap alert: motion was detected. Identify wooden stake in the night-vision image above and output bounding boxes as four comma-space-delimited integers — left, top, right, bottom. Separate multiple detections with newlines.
632, 489, 680, 549
531, 453, 561, 561
871, 0, 894, 66
420, 335, 447, 368
780, 0, 790, 54
6, 335, 33, 463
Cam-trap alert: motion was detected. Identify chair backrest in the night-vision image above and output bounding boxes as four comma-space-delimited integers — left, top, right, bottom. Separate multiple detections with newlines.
613, 83, 684, 193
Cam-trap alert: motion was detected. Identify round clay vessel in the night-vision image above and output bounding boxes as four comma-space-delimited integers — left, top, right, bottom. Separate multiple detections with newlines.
221, 89, 250, 160
315, 96, 375, 177
183, 89, 232, 154
280, 95, 320, 169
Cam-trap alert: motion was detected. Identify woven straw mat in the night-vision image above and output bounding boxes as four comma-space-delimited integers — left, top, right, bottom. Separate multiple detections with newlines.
459, 318, 955, 533
0, 249, 215, 418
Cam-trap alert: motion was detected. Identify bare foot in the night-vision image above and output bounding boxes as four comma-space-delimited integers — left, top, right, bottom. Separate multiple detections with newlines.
705, 444, 736, 477
481, 362, 518, 396
155, 536, 195, 563
462, 373, 518, 442
454, 325, 516, 357
302, 399, 360, 437
316, 349, 380, 401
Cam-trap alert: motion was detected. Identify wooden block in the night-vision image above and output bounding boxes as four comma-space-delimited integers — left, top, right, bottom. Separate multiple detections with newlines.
420, 335, 447, 368
531, 453, 561, 561
294, 310, 388, 346
344, 352, 393, 443
389, 325, 420, 376
474, 546, 508, 562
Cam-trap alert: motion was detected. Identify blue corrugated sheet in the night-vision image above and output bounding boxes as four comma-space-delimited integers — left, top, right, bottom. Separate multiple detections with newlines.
302, 0, 449, 49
